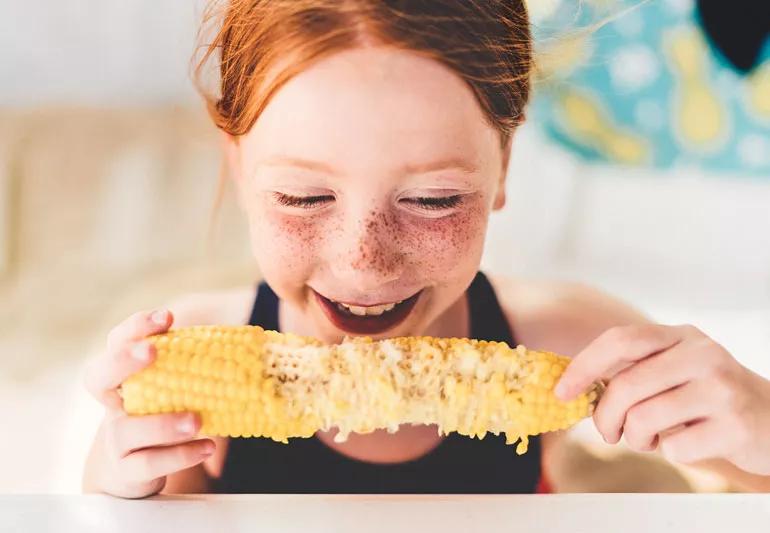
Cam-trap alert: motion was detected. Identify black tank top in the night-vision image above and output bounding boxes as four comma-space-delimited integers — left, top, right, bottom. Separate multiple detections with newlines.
213, 271, 542, 493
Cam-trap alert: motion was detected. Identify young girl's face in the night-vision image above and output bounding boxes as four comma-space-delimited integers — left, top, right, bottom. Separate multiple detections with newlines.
228, 46, 509, 342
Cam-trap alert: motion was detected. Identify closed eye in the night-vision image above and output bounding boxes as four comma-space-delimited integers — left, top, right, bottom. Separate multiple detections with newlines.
400, 195, 464, 210
272, 192, 335, 208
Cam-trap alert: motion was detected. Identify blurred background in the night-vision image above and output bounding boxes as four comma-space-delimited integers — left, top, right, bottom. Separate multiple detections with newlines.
1, 0, 768, 494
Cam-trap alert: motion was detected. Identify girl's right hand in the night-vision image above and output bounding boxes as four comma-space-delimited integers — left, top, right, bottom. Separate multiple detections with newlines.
83, 309, 215, 498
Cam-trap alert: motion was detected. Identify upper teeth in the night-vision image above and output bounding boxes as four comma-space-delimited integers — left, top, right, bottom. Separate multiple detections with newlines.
337, 301, 401, 316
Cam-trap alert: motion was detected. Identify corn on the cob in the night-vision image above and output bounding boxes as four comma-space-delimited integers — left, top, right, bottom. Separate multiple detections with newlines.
121, 325, 602, 454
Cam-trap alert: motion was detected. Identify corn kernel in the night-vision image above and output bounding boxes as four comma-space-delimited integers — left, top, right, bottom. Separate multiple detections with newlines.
122, 325, 602, 454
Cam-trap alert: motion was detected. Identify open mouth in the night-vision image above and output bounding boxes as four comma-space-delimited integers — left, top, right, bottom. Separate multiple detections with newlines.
313, 289, 422, 335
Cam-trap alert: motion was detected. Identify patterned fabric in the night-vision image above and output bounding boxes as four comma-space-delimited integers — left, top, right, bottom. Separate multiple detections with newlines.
530, 0, 770, 175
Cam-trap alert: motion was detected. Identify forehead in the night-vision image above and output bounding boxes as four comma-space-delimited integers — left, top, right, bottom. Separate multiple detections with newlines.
242, 46, 501, 175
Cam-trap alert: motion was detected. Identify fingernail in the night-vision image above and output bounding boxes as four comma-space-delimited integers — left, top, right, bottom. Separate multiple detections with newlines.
200, 441, 215, 455
177, 416, 195, 435
130, 342, 151, 362
151, 309, 168, 326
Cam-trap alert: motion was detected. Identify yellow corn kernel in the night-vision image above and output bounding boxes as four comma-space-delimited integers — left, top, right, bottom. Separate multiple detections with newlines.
121, 325, 602, 454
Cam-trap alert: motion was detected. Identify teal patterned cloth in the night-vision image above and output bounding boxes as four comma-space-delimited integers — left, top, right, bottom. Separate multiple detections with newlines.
530, 0, 770, 175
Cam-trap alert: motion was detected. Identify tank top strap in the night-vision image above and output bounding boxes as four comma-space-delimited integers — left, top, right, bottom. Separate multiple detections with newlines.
247, 281, 280, 331
466, 271, 516, 345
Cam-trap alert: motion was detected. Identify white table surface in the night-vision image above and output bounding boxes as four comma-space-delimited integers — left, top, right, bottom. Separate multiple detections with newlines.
2, 494, 769, 533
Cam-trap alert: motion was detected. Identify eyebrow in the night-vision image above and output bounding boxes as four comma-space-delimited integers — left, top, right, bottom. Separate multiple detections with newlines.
257, 156, 337, 174
401, 157, 479, 175
256, 155, 479, 176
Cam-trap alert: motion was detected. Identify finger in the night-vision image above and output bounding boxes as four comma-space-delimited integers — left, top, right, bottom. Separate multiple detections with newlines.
106, 309, 173, 353
83, 341, 157, 410
118, 439, 216, 485
109, 412, 202, 457
620, 381, 711, 452
83, 309, 174, 409
659, 418, 723, 465
555, 324, 687, 401
594, 342, 703, 443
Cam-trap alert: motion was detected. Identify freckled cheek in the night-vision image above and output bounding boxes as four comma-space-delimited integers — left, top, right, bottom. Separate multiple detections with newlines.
248, 211, 321, 278
401, 208, 489, 276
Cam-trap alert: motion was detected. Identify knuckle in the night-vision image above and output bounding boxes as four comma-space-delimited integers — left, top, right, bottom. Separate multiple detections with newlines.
592, 402, 612, 437
659, 438, 681, 462
704, 352, 732, 381
177, 444, 196, 464
157, 413, 185, 439
700, 340, 725, 364
611, 371, 633, 393
171, 443, 198, 470
104, 415, 127, 458
105, 328, 122, 352
109, 310, 152, 348
696, 335, 718, 352
102, 390, 124, 411
82, 364, 100, 397
624, 406, 646, 433
130, 309, 152, 325
592, 396, 624, 443
602, 326, 630, 346
604, 373, 633, 405
660, 435, 692, 464
623, 409, 651, 450
124, 340, 154, 363
624, 435, 648, 453
129, 451, 156, 482
678, 324, 702, 337
731, 416, 754, 448
708, 370, 737, 406
593, 396, 616, 430
134, 413, 186, 449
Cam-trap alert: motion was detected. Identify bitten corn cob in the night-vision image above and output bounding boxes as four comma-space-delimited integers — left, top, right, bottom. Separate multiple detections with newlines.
122, 325, 602, 454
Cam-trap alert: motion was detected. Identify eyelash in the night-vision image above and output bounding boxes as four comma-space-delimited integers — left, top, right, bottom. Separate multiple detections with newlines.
403, 195, 464, 210
272, 193, 464, 211
273, 192, 334, 208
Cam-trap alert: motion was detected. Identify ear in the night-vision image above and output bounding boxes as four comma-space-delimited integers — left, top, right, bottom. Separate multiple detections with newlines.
492, 136, 513, 211
220, 131, 247, 211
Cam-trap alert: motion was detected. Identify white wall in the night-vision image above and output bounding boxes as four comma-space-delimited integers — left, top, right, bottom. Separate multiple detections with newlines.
484, 127, 770, 308
0, 1, 205, 106
482, 125, 770, 378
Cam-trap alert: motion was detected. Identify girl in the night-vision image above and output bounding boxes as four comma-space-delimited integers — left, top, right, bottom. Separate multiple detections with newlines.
82, 0, 770, 498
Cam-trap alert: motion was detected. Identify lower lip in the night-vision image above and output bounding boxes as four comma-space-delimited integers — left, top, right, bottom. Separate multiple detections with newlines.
313, 290, 421, 335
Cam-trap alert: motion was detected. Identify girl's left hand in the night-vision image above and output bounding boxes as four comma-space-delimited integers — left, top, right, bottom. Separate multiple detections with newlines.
554, 324, 770, 475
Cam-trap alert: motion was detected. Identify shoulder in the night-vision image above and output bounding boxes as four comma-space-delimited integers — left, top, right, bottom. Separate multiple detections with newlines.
164, 285, 257, 329
486, 274, 652, 357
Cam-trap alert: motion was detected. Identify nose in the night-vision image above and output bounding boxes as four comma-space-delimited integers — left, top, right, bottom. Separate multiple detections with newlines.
328, 211, 405, 291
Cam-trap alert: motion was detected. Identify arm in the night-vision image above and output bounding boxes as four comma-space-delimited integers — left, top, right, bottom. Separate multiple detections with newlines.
548, 285, 770, 492
498, 278, 770, 492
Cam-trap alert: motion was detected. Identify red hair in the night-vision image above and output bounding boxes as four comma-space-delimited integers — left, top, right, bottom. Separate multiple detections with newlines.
193, 0, 532, 238
194, 0, 532, 144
